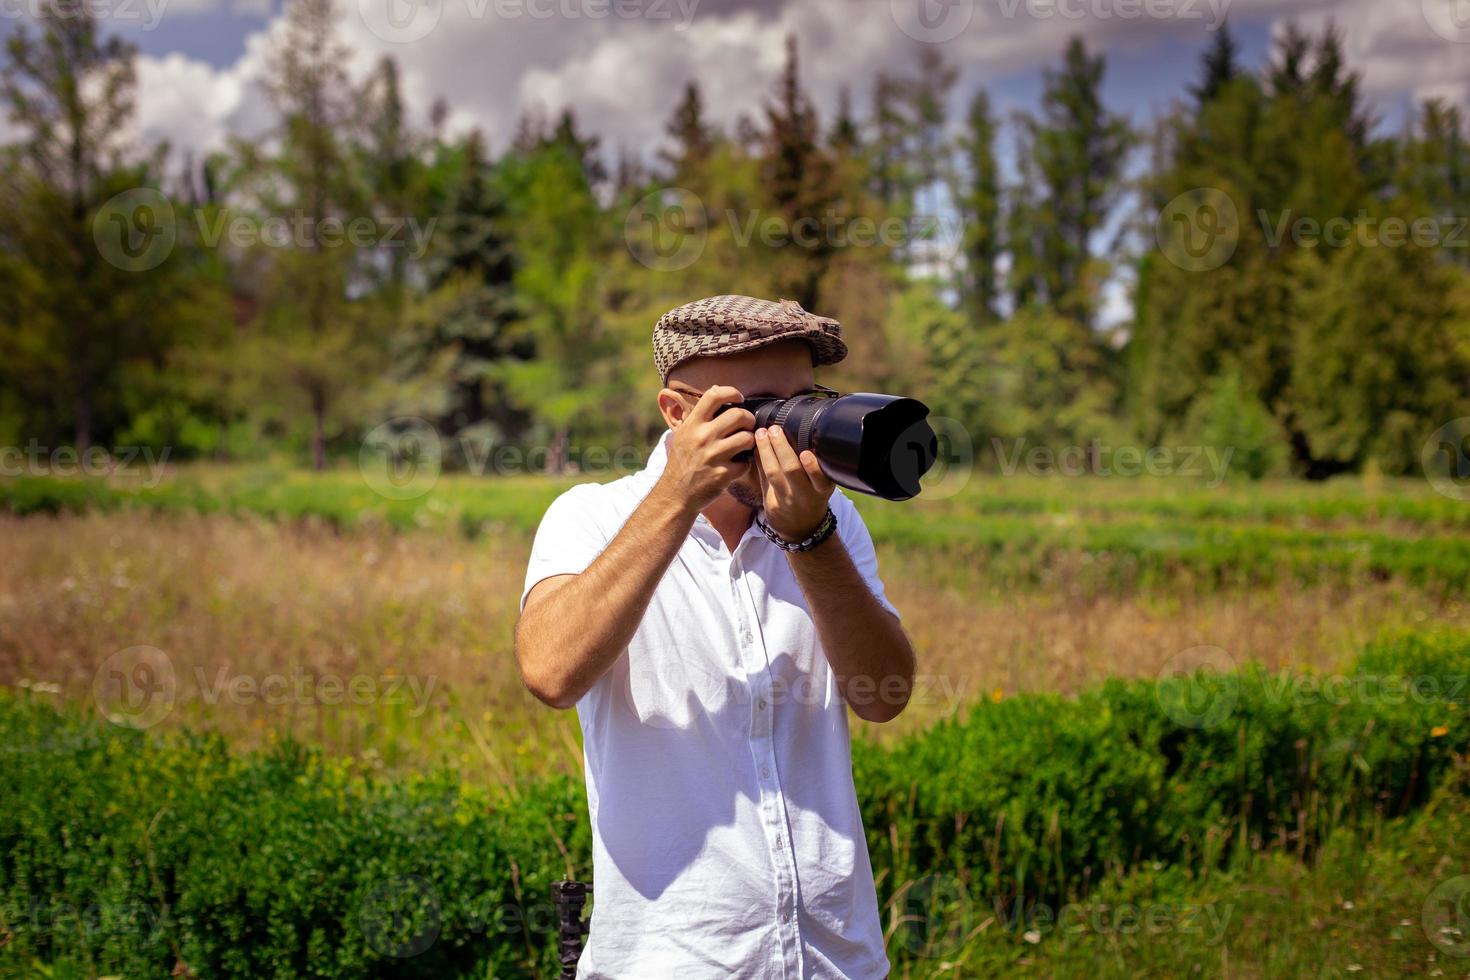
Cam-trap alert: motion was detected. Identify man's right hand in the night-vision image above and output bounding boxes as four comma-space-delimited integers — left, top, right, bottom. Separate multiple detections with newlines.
516, 385, 756, 709
657, 385, 756, 513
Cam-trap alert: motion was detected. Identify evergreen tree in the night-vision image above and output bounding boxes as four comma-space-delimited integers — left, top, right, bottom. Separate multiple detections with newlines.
358, 54, 427, 321
551, 108, 607, 187
248, 0, 376, 470
909, 47, 957, 206
492, 136, 612, 472
829, 85, 860, 155
1267, 22, 1311, 99
0, 0, 206, 450
760, 34, 838, 308
419, 129, 524, 442
660, 81, 716, 184
870, 72, 913, 213
1014, 37, 1133, 328
1189, 21, 1240, 108
1287, 237, 1469, 476
1395, 100, 1469, 268
954, 90, 1001, 322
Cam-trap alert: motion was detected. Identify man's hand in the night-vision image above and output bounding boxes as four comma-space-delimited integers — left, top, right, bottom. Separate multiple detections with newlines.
753, 424, 835, 541
658, 385, 757, 513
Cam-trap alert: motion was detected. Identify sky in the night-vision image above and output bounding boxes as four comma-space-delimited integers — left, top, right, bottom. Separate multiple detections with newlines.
13, 0, 1465, 172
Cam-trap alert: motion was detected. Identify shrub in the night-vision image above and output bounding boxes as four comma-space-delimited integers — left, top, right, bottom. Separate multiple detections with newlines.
2, 631, 1466, 976
858, 630, 1469, 927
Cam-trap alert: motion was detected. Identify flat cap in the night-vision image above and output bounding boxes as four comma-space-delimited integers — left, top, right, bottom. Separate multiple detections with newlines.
653, 294, 848, 385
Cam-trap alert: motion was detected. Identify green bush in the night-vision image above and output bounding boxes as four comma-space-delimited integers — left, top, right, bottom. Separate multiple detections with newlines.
2, 632, 1466, 977
0, 711, 587, 978
1174, 367, 1290, 480
859, 630, 1469, 930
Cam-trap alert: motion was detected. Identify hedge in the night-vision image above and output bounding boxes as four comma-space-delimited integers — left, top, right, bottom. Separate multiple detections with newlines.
2, 631, 1466, 976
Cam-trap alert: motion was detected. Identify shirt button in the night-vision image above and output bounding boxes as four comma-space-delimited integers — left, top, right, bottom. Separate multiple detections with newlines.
761, 767, 770, 779
758, 698, 767, 710
742, 630, 753, 643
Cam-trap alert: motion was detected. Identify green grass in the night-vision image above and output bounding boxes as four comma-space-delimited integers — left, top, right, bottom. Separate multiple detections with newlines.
3, 464, 1467, 595
917, 773, 1470, 978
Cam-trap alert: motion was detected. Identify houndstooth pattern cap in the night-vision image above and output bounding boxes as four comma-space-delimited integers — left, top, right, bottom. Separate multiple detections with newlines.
652, 294, 848, 385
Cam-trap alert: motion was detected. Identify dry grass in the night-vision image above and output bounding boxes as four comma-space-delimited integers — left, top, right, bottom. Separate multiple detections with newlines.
881, 573, 1465, 739
1, 510, 1463, 777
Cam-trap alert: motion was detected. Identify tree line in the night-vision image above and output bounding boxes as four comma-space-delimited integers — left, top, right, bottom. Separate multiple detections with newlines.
2, 0, 1466, 478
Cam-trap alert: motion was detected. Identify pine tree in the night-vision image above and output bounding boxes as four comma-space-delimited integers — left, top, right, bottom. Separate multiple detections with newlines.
954, 90, 1000, 322
552, 108, 607, 187
252, 0, 372, 470
420, 129, 523, 439
359, 54, 425, 320
870, 72, 913, 213
829, 85, 860, 155
1014, 36, 1133, 328
660, 81, 716, 183
1395, 99, 1470, 268
1267, 22, 1310, 99
1189, 21, 1240, 107
1, 0, 146, 449
909, 46, 957, 207
761, 34, 837, 308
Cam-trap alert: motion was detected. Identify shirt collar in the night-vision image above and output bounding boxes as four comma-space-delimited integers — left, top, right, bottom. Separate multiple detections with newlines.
638, 426, 673, 485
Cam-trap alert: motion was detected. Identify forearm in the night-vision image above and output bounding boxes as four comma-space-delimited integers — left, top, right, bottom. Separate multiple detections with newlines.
516, 481, 694, 708
786, 536, 915, 722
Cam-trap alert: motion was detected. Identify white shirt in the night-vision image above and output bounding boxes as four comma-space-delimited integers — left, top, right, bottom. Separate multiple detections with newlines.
519, 426, 899, 980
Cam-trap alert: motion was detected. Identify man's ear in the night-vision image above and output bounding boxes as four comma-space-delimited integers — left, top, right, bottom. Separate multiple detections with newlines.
656, 387, 688, 429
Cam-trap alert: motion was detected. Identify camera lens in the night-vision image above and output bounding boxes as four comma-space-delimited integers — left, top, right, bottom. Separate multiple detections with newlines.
717, 392, 937, 500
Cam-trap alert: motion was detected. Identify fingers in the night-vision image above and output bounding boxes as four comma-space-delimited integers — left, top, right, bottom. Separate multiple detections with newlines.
754, 426, 791, 498
761, 426, 832, 497
800, 448, 835, 495
764, 425, 803, 473
711, 428, 757, 462
709, 405, 757, 439
686, 385, 744, 425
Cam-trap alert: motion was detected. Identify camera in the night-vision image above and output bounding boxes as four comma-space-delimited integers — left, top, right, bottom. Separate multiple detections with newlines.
716, 390, 938, 501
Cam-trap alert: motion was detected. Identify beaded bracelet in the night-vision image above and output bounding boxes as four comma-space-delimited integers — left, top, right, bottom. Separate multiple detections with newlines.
755, 506, 837, 552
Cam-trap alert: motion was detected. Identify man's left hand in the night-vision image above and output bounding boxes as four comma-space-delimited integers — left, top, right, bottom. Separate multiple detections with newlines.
753, 425, 835, 541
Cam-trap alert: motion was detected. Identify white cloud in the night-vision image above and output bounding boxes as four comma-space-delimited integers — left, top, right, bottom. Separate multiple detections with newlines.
119, 0, 1470, 173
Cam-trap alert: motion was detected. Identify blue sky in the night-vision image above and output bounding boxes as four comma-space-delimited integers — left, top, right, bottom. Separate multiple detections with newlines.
14, 0, 1458, 171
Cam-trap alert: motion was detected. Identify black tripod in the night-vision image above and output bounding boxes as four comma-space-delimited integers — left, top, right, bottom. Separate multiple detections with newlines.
551, 879, 590, 979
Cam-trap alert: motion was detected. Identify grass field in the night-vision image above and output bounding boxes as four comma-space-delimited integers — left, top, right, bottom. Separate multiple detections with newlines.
1, 463, 1465, 783
1, 462, 1468, 976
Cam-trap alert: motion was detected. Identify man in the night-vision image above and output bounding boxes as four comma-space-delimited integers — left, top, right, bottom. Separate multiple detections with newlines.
514, 294, 917, 978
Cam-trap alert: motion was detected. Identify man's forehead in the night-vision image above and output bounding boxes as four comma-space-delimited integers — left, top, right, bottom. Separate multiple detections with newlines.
671, 342, 814, 387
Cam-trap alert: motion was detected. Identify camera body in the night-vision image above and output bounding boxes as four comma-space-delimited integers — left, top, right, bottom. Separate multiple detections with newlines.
716, 391, 938, 501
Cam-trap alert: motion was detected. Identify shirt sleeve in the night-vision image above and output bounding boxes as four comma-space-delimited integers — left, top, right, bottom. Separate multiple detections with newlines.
830, 488, 901, 622
519, 483, 609, 613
